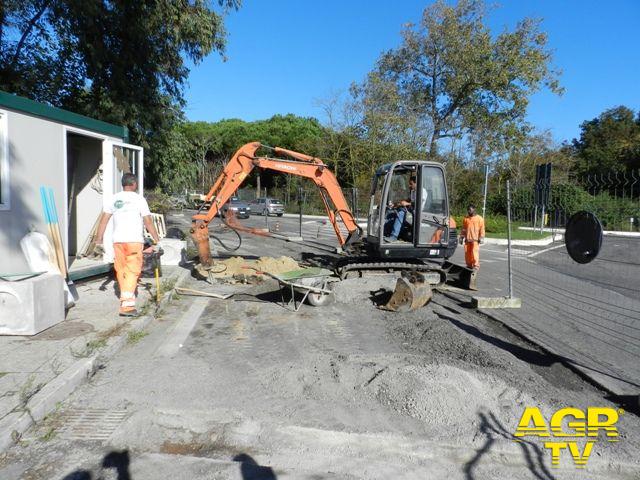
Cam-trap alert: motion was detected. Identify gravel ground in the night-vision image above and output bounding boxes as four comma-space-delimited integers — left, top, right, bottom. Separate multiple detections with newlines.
2, 225, 639, 479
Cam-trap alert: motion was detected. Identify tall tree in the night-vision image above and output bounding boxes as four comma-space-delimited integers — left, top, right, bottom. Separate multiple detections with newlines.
0, 0, 240, 186
359, 0, 563, 159
572, 106, 640, 176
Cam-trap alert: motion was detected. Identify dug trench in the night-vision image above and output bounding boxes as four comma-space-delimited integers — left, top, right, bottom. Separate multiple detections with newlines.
2, 271, 640, 479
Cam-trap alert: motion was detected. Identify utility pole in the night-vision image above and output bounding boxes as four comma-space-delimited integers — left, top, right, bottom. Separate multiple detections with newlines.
506, 180, 513, 299
256, 173, 261, 199
298, 186, 303, 237
482, 163, 489, 219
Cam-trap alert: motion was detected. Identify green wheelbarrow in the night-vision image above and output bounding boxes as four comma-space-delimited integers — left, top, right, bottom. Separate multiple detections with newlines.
261, 267, 336, 311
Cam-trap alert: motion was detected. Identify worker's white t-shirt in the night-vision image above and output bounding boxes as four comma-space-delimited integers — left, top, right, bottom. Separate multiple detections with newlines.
105, 191, 151, 243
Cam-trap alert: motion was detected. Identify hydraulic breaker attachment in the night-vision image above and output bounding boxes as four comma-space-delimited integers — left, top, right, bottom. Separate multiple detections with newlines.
381, 271, 433, 312
191, 221, 212, 272
442, 261, 478, 290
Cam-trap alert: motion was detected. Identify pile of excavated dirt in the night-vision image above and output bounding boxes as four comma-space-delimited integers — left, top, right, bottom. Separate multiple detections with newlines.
207, 256, 301, 282
263, 354, 542, 442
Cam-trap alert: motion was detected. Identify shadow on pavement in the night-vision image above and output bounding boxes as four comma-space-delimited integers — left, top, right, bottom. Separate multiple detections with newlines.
435, 311, 560, 368
61, 450, 131, 480
465, 411, 556, 480
437, 299, 640, 391
300, 252, 340, 267
606, 394, 640, 416
233, 453, 277, 479
370, 288, 393, 306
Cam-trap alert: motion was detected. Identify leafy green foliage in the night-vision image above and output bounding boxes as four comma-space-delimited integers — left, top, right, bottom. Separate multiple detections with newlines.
359, 0, 562, 158
0, 0, 240, 188
586, 193, 640, 230
146, 189, 173, 215
173, 115, 326, 193
487, 181, 639, 231
572, 106, 640, 176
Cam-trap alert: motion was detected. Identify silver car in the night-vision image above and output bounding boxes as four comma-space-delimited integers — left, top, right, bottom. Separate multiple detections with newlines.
249, 197, 285, 216
221, 196, 251, 219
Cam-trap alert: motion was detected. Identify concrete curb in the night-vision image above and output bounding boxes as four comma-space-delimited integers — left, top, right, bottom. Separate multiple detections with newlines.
0, 267, 192, 454
483, 234, 562, 246
473, 296, 522, 309
519, 226, 640, 238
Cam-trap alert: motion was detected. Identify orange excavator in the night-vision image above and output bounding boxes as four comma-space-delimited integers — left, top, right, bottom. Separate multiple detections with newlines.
191, 142, 362, 265
191, 142, 468, 308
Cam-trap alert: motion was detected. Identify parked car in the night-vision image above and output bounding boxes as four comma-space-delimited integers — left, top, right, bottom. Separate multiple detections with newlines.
221, 196, 251, 219
249, 197, 285, 216
187, 191, 210, 209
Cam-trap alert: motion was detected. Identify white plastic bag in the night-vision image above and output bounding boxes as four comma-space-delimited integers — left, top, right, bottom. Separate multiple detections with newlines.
20, 231, 75, 308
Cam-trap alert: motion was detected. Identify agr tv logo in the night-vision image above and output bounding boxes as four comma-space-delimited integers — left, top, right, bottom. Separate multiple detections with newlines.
514, 407, 622, 468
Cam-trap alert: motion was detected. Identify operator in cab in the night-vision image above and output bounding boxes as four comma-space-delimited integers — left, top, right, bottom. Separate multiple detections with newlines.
384, 175, 417, 242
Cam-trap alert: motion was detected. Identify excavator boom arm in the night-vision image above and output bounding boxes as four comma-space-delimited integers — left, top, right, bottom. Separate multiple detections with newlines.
191, 142, 361, 266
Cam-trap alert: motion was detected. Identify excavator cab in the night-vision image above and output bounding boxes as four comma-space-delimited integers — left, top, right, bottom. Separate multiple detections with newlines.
366, 161, 453, 260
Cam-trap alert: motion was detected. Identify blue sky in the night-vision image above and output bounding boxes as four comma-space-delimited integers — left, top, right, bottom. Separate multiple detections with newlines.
184, 0, 640, 144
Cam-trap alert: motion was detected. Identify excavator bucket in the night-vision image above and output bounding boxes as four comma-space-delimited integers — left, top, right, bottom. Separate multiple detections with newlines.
381, 271, 433, 312
442, 261, 478, 290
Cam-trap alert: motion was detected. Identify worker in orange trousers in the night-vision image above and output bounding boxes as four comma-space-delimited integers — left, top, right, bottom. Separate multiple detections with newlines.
460, 204, 485, 270
429, 216, 457, 244
95, 173, 160, 317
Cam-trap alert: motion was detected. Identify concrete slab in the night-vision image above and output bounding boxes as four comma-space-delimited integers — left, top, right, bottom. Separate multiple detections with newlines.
473, 296, 522, 309
0, 272, 65, 335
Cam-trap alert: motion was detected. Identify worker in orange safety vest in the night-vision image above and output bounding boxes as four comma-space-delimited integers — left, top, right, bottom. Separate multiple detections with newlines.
429, 216, 457, 244
459, 204, 485, 270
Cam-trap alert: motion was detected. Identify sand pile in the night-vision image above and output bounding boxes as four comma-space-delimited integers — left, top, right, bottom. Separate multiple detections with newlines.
207, 256, 300, 282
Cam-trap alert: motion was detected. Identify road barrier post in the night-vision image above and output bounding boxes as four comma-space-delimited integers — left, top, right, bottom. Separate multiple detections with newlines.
298, 186, 303, 237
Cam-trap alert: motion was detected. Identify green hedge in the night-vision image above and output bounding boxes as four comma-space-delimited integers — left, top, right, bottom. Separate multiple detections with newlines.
453, 214, 522, 234
487, 183, 640, 230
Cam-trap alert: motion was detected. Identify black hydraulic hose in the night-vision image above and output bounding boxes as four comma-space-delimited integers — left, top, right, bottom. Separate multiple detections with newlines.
209, 215, 243, 252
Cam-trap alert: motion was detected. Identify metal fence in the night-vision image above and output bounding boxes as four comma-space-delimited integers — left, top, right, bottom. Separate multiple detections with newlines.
504, 171, 640, 232
465, 169, 640, 401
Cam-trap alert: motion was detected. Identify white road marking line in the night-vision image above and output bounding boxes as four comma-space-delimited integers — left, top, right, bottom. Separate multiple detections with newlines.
528, 243, 565, 258
481, 248, 508, 255
155, 297, 209, 358
511, 248, 533, 255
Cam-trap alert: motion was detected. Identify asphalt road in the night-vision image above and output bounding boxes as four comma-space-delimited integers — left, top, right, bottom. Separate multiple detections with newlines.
533, 236, 640, 300
1, 212, 639, 479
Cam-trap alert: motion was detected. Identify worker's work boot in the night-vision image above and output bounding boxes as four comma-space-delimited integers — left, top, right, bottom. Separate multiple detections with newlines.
119, 294, 138, 317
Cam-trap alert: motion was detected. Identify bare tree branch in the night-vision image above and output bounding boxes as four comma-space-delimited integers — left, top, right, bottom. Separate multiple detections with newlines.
9, 0, 51, 68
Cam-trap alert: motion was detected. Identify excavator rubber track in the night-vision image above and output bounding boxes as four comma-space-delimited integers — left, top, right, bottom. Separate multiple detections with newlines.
335, 259, 446, 286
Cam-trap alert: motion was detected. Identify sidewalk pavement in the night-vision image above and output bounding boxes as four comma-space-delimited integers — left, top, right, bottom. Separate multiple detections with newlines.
0, 265, 191, 453
447, 245, 640, 399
